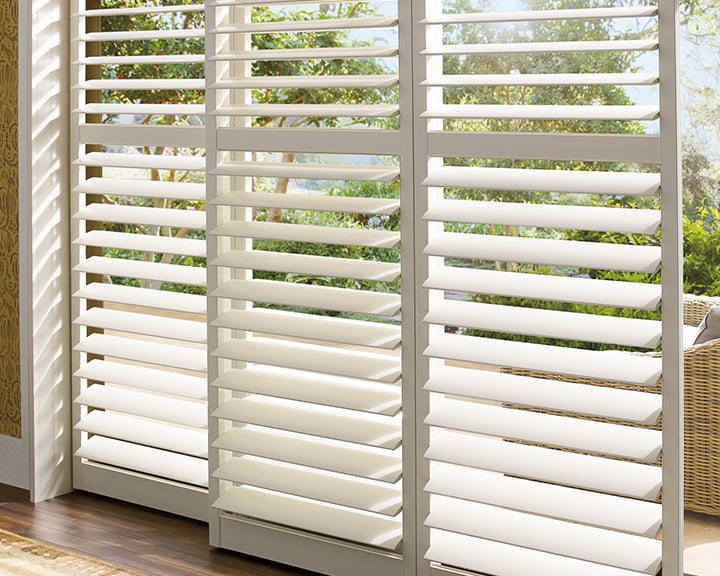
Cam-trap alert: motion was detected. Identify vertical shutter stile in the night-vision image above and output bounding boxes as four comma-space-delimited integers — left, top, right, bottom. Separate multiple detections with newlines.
71, 0, 209, 520
415, 1, 680, 576
206, 1, 410, 574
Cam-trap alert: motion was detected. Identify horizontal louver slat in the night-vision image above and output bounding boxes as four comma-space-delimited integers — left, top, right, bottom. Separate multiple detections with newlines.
426, 496, 660, 573
213, 16, 397, 34
423, 105, 659, 121
426, 333, 661, 386
214, 456, 401, 515
425, 366, 661, 424
75, 307, 206, 343
75, 230, 206, 257
214, 104, 399, 118
424, 266, 661, 310
212, 250, 401, 282
75, 333, 207, 372
81, 4, 204, 17
212, 366, 401, 415
77, 152, 205, 172
423, 73, 659, 86
211, 46, 398, 61
213, 396, 401, 448
76, 204, 206, 230
426, 399, 661, 461
75, 178, 205, 201
425, 200, 660, 234
76, 103, 205, 116
76, 436, 208, 487
213, 486, 402, 550
212, 74, 398, 89
212, 338, 401, 383
213, 309, 400, 349
426, 530, 649, 576
213, 221, 400, 249
76, 411, 208, 458
77, 79, 206, 90
423, 39, 657, 55
212, 191, 400, 215
426, 463, 661, 536
79, 55, 205, 66
213, 161, 399, 182
76, 359, 206, 400
76, 384, 207, 428
425, 233, 661, 273
425, 299, 661, 348
212, 279, 400, 316
423, 166, 660, 196
213, 427, 402, 483
81, 29, 205, 42
75, 283, 206, 315
422, 6, 657, 24
75, 256, 206, 286
426, 429, 662, 500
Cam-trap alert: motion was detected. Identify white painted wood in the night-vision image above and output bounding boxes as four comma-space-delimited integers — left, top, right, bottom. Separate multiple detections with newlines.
213, 309, 401, 349
426, 333, 662, 386
211, 46, 398, 61
425, 299, 662, 348
423, 73, 659, 86
425, 233, 662, 273
213, 427, 402, 483
214, 456, 401, 515
76, 411, 208, 458
426, 496, 661, 573
422, 7, 657, 24
75, 178, 205, 200
212, 191, 400, 214
76, 384, 207, 428
425, 366, 661, 424
75, 230, 206, 257
213, 16, 397, 34
213, 396, 401, 448
75, 203, 206, 230
212, 250, 401, 282
212, 278, 401, 316
425, 200, 660, 234
212, 366, 401, 415
424, 266, 661, 310
426, 429, 662, 500
213, 486, 402, 550
76, 436, 208, 487
75, 307, 206, 343
426, 463, 661, 536
75, 255, 207, 286
212, 338, 401, 383
423, 165, 660, 196
75, 282, 207, 314
76, 359, 207, 399
426, 398, 661, 461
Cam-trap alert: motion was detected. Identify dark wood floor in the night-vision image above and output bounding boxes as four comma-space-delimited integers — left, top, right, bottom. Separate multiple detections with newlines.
0, 484, 320, 576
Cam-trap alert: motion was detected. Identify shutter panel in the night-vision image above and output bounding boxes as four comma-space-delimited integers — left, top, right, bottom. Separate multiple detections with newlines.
206, 1, 408, 574
414, 2, 680, 576
70, 0, 208, 520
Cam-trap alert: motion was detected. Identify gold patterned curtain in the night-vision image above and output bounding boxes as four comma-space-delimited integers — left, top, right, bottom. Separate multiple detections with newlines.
0, 0, 20, 438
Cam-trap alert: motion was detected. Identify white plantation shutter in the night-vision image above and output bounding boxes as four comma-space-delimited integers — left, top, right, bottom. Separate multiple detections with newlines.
70, 0, 209, 520
206, 1, 412, 575
414, 1, 682, 576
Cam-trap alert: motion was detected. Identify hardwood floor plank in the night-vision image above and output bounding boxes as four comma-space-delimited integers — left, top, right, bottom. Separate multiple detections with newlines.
0, 484, 320, 576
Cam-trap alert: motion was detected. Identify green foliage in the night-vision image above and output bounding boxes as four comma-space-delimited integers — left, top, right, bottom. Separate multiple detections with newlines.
683, 205, 720, 296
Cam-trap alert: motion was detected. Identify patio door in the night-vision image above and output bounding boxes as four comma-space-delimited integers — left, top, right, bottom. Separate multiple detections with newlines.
69, 0, 682, 574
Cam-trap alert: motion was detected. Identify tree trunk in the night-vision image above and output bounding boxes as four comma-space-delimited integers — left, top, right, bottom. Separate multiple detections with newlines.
268, 151, 295, 222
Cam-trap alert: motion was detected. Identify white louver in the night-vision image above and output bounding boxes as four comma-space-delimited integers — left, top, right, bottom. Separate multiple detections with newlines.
415, 1, 681, 576
206, 1, 408, 574
70, 0, 208, 520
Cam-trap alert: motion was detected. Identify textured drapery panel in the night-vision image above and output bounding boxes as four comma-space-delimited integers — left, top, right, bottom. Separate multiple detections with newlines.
0, 0, 20, 438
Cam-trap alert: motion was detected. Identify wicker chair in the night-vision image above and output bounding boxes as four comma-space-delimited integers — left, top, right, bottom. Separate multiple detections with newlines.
502, 293, 720, 516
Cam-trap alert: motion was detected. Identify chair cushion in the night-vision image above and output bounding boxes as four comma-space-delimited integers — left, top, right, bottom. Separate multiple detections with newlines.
693, 305, 720, 345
